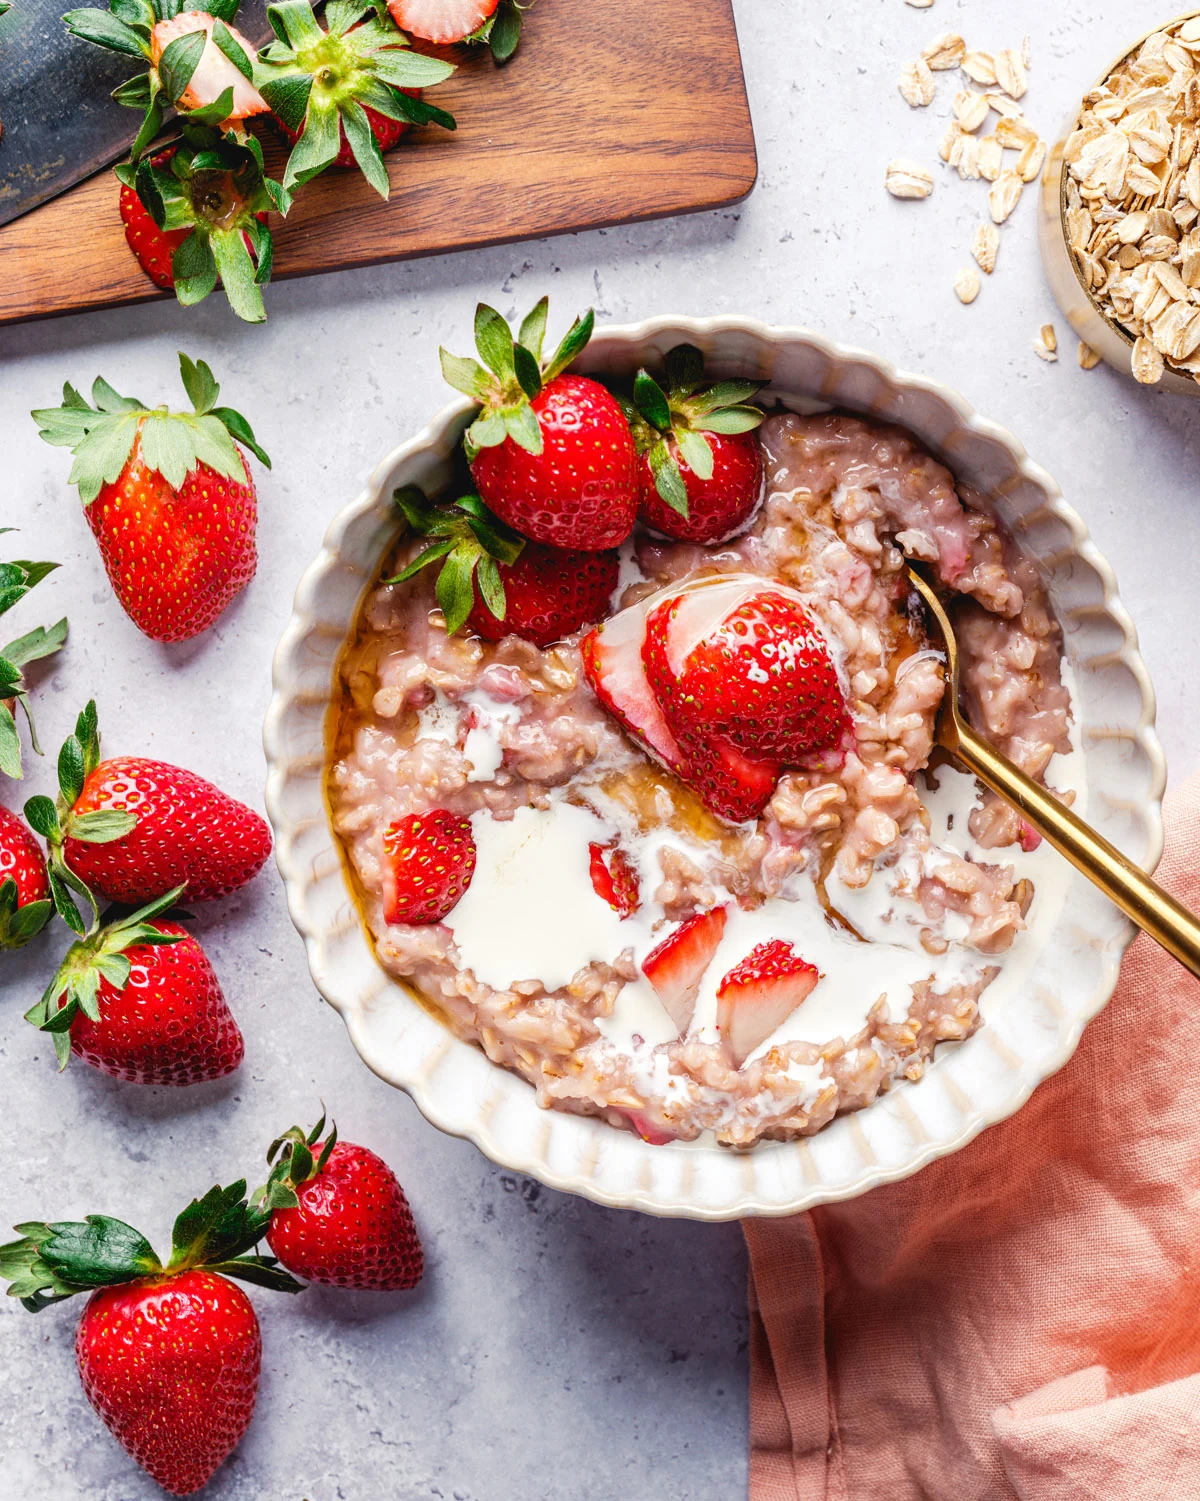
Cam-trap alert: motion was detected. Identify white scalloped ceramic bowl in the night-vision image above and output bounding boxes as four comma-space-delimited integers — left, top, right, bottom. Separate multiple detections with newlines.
264, 318, 1165, 1221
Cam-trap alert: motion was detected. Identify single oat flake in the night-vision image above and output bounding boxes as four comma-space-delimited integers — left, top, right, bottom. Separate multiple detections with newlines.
886, 159, 935, 199
900, 58, 937, 108
972, 221, 1000, 273
1078, 342, 1102, 369
989, 171, 1024, 223
1033, 325, 1058, 362
1131, 336, 1165, 384
954, 268, 981, 303
905, 0, 934, 7
923, 32, 966, 70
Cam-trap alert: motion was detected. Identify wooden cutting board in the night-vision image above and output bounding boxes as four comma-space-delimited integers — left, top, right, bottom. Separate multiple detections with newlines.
0, 0, 755, 325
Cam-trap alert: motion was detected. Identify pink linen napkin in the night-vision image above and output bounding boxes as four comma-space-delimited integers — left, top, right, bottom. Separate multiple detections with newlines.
744, 772, 1200, 1501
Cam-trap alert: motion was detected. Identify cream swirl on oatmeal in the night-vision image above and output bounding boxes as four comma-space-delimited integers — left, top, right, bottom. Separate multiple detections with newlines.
329, 411, 1074, 1148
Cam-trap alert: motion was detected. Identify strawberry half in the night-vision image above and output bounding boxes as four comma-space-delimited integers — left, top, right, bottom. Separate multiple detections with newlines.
257, 4, 456, 200
388, 0, 496, 45
387, 487, 618, 645
381, 808, 476, 924
1, 1181, 303, 1495
27, 887, 245, 1084
32, 355, 270, 641
589, 841, 640, 917
440, 298, 639, 550
257, 1112, 424, 1291
641, 905, 728, 1035
715, 939, 820, 1068
115, 126, 289, 322
642, 590, 780, 823
64, 0, 268, 152
580, 593, 687, 774
627, 344, 766, 544
0, 805, 51, 949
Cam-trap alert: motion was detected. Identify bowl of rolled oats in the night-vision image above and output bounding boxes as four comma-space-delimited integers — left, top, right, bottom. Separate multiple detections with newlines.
1040, 11, 1200, 392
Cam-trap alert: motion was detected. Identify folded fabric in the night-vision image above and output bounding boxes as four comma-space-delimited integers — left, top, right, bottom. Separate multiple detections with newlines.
744, 772, 1200, 1501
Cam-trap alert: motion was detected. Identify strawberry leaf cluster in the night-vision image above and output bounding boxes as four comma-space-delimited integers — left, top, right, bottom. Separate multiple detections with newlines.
33, 350, 270, 505
0, 533, 68, 782
628, 344, 765, 517
256, 0, 456, 199
0, 1179, 301, 1313
253, 1109, 339, 1214
384, 486, 523, 633
440, 297, 594, 460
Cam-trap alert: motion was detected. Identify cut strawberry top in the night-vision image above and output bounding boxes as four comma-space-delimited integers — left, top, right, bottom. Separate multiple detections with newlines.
716, 939, 821, 1068
149, 12, 268, 122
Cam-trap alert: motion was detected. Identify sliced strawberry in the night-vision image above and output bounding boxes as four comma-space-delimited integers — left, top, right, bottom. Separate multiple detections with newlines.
382, 809, 476, 925
588, 842, 640, 918
149, 13, 269, 123
715, 939, 820, 1068
641, 906, 728, 1036
642, 596, 780, 823
581, 596, 686, 773
387, 0, 499, 44
620, 1109, 678, 1146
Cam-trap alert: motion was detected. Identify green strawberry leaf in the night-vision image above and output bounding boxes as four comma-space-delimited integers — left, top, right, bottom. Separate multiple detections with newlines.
207, 1256, 306, 1292
512, 342, 543, 401
501, 402, 542, 454
62, 8, 149, 58
664, 343, 706, 395
128, 92, 165, 163
686, 379, 764, 417
36, 1216, 162, 1288
340, 98, 391, 199
183, 84, 236, 129
212, 17, 254, 78
210, 228, 267, 324
474, 304, 517, 383
257, 69, 313, 132
365, 84, 455, 131
22, 796, 59, 842
172, 229, 220, 307
692, 405, 765, 435
542, 308, 594, 382
439, 350, 493, 400
1, 618, 68, 668
178, 352, 219, 415
157, 28, 205, 106
435, 542, 479, 635
475, 553, 506, 619
267, 0, 325, 49
57, 734, 86, 807
675, 426, 714, 481
0, 704, 22, 780
518, 297, 548, 362
465, 408, 508, 453
211, 405, 270, 468
139, 409, 199, 490
487, 0, 521, 63
648, 439, 689, 518
385, 537, 456, 585
282, 99, 340, 190
64, 809, 137, 844
169, 1181, 271, 1271
633, 369, 672, 431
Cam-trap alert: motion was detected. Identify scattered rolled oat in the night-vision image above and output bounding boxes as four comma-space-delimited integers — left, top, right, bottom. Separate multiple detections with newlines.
923, 32, 966, 71
1078, 341, 1102, 369
1017, 137, 1046, 183
972, 221, 1000, 272
989, 170, 1024, 223
954, 90, 990, 132
900, 58, 937, 108
886, 159, 935, 198
905, 0, 934, 7
1033, 325, 1058, 362
994, 48, 1028, 101
1063, 16, 1200, 385
954, 268, 981, 303
977, 136, 1004, 182
962, 50, 996, 86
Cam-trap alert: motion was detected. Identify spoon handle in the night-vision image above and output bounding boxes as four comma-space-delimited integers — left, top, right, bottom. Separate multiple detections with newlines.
952, 721, 1200, 981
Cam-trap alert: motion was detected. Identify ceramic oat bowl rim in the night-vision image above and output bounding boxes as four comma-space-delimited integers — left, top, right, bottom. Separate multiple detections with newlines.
264, 316, 1165, 1222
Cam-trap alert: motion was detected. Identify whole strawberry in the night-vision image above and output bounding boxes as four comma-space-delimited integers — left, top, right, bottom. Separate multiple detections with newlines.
388, 486, 618, 646
32, 353, 270, 640
440, 298, 639, 550
0, 805, 51, 949
26, 887, 245, 1084
0, 1181, 303, 1496
381, 808, 476, 924
258, 1113, 424, 1291
628, 344, 766, 543
257, 3, 456, 200
27, 702, 271, 917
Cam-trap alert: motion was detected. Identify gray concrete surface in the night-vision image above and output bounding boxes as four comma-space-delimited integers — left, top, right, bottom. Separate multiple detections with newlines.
2, 2, 1199, 1496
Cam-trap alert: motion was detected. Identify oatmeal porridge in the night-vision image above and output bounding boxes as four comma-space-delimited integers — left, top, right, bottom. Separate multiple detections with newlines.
328, 411, 1077, 1149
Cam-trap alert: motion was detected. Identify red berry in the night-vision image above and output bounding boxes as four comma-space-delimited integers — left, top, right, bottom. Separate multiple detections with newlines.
77, 1269, 261, 1496
580, 594, 686, 774
588, 841, 640, 917
387, 0, 499, 44
0, 805, 48, 907
470, 374, 639, 550
68, 919, 245, 1086
468, 543, 618, 647
641, 906, 728, 1035
63, 757, 272, 904
716, 939, 820, 1067
119, 165, 189, 290
267, 1141, 423, 1291
381, 808, 476, 924
638, 429, 764, 544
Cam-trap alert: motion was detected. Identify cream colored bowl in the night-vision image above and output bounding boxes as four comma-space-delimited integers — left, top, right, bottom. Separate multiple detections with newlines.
263, 319, 1164, 1221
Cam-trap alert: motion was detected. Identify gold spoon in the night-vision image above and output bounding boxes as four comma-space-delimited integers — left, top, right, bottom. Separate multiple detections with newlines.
907, 565, 1200, 980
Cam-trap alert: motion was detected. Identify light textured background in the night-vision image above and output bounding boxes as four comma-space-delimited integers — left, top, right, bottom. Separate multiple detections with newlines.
2, 2, 1199, 1497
